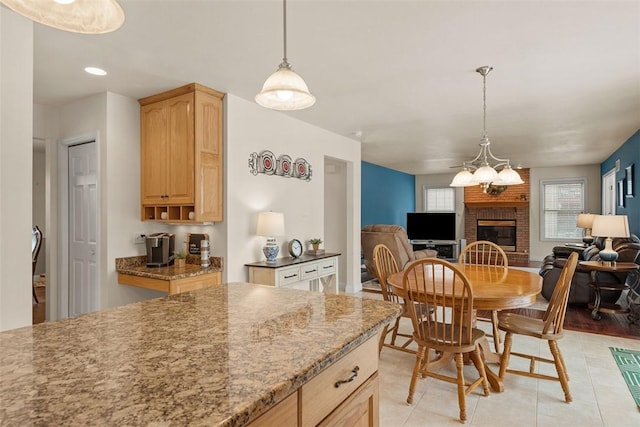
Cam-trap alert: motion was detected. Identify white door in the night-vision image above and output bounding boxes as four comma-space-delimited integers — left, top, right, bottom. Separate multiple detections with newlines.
68, 142, 98, 316
602, 168, 616, 215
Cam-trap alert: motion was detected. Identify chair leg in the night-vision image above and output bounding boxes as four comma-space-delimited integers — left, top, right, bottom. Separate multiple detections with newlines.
469, 347, 491, 397
378, 324, 389, 354
549, 340, 572, 402
491, 310, 501, 353
389, 317, 401, 346
407, 345, 425, 405
498, 332, 513, 380
454, 353, 467, 422
32, 284, 39, 304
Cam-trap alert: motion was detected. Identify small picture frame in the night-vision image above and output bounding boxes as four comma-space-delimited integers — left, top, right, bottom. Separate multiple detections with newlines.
625, 164, 634, 198
618, 180, 625, 207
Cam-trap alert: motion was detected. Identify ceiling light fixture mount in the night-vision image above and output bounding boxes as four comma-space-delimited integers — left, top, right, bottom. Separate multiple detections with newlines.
450, 66, 523, 191
255, 0, 315, 111
0, 0, 125, 34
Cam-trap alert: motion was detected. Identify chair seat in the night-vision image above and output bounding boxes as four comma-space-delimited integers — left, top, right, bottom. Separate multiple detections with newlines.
418, 321, 486, 353
498, 312, 564, 341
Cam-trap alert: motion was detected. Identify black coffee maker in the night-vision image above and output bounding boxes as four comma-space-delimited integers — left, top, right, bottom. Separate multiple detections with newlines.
145, 233, 175, 267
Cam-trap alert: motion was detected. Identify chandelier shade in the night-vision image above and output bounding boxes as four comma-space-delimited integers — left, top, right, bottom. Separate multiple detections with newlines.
255, 0, 315, 111
450, 66, 523, 189
0, 0, 125, 34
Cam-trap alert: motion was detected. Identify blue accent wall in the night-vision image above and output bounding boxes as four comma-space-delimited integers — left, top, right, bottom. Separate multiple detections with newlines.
601, 129, 640, 237
361, 161, 415, 228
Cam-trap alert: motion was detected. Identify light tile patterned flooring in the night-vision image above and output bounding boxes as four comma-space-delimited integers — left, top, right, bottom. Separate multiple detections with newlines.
361, 292, 640, 426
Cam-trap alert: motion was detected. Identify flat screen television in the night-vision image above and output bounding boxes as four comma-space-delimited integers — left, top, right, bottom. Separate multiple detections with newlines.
406, 212, 456, 241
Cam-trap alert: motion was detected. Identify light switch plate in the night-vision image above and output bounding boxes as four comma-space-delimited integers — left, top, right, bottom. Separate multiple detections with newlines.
133, 233, 146, 244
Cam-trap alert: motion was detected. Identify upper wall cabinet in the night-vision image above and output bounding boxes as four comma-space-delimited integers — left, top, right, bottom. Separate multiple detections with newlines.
139, 83, 224, 223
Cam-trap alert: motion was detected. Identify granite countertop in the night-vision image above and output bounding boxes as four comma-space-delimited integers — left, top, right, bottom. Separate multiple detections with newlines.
116, 255, 223, 280
0, 283, 401, 425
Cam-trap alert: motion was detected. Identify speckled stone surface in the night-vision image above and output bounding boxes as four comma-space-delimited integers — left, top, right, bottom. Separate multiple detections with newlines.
0, 283, 401, 426
116, 255, 223, 280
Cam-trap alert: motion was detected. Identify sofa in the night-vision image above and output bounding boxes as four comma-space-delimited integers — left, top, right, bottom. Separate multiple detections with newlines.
539, 235, 640, 304
361, 224, 438, 278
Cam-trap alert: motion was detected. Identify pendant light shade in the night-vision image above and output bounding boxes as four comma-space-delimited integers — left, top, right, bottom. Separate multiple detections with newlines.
0, 0, 125, 34
255, 62, 316, 111
497, 164, 524, 185
255, 0, 315, 111
450, 169, 475, 187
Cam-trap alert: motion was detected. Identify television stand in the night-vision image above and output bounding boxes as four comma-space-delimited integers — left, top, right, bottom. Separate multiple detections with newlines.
410, 240, 458, 261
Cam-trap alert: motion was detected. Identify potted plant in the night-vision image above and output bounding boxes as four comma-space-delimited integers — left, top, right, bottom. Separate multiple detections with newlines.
309, 238, 323, 252
173, 250, 187, 268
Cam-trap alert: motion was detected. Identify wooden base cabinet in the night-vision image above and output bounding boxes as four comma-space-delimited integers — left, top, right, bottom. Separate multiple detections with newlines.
139, 83, 224, 223
248, 336, 379, 427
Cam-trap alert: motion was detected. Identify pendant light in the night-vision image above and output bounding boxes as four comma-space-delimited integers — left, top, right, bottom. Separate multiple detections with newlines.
450, 66, 523, 190
255, 0, 315, 111
0, 0, 125, 34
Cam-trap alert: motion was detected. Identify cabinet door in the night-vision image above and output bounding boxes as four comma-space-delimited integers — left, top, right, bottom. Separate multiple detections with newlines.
140, 100, 168, 204
195, 91, 223, 221
318, 374, 379, 427
166, 92, 195, 204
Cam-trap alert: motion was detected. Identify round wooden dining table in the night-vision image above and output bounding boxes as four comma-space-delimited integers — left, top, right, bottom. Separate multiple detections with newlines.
387, 263, 542, 392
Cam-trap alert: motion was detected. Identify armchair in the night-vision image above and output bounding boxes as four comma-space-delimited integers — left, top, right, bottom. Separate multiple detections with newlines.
361, 224, 437, 278
539, 235, 640, 304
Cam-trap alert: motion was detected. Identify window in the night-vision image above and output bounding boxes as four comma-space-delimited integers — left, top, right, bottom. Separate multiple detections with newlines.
423, 187, 455, 212
541, 179, 586, 240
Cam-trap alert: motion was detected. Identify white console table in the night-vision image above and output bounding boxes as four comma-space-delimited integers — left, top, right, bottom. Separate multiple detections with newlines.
245, 253, 340, 293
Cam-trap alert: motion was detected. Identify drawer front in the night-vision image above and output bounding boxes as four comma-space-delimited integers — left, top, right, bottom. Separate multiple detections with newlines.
318, 258, 337, 276
301, 261, 320, 280
278, 266, 301, 286
301, 336, 378, 427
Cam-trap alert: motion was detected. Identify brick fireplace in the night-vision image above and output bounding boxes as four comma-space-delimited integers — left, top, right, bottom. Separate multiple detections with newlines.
464, 169, 530, 266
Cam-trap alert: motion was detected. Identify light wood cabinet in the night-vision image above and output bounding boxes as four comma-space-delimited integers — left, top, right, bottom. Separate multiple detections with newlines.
118, 271, 221, 295
248, 336, 379, 427
139, 83, 224, 223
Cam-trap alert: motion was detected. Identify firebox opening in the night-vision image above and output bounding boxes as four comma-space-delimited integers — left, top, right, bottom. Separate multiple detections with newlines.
477, 220, 516, 252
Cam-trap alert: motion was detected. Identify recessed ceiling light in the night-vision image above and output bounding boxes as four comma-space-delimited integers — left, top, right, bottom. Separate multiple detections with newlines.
54, 0, 75, 4
84, 66, 107, 76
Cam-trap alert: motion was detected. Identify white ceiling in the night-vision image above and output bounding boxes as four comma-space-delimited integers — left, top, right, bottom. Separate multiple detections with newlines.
27, 0, 640, 175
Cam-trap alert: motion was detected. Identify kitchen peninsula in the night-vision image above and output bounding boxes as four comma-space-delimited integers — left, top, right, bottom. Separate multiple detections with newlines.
0, 283, 401, 425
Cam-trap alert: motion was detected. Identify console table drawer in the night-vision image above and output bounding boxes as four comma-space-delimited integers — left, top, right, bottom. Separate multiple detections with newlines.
278, 266, 301, 286
318, 258, 337, 275
301, 261, 320, 280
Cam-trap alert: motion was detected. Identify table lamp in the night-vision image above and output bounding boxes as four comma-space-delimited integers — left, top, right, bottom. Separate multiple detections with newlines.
576, 213, 595, 245
256, 211, 285, 263
591, 214, 630, 263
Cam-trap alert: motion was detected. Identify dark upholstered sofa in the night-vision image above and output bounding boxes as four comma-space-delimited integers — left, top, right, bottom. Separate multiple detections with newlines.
539, 235, 640, 304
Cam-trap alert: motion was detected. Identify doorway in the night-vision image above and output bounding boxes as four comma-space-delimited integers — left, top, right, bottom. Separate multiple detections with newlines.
324, 157, 347, 291
59, 136, 100, 318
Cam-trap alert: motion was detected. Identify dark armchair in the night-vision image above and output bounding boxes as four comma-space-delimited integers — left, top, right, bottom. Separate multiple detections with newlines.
539, 235, 640, 304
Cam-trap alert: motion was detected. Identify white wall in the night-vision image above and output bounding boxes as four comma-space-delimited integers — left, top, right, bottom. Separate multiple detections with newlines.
0, 9, 33, 331
324, 157, 348, 288
225, 95, 361, 290
415, 164, 602, 263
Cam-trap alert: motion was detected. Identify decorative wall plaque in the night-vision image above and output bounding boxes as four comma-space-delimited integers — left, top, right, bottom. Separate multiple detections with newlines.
249, 150, 312, 181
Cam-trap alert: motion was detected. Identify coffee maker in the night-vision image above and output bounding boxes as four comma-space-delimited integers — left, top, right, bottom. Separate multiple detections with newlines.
146, 232, 175, 267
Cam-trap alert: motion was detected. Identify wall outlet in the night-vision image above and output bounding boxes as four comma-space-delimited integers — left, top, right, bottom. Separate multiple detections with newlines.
133, 232, 146, 244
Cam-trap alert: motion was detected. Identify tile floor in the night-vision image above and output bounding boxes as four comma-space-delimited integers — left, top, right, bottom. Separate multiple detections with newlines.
362, 292, 640, 426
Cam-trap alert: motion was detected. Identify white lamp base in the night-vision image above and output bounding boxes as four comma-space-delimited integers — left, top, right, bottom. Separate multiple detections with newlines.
599, 237, 618, 264
263, 237, 279, 263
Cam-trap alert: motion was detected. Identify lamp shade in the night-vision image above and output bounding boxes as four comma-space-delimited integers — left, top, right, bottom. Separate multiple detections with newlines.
576, 213, 595, 229
255, 67, 316, 111
0, 0, 125, 34
450, 169, 475, 187
497, 165, 524, 185
472, 165, 499, 183
256, 212, 285, 237
591, 215, 629, 238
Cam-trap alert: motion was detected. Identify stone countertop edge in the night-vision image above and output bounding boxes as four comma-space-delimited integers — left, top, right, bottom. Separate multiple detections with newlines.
0, 282, 402, 426
115, 255, 223, 280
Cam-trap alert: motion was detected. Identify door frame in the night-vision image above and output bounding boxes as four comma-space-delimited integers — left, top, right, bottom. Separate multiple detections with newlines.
602, 167, 616, 215
57, 132, 101, 318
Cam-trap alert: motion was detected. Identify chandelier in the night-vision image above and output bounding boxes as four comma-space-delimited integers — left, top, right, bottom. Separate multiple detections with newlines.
0, 0, 125, 34
450, 66, 523, 190
255, 0, 315, 111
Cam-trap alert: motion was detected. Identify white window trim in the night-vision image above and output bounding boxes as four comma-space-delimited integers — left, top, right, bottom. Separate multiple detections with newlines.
540, 177, 587, 242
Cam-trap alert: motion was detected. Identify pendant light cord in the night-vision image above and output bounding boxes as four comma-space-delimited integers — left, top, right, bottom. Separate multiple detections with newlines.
482, 71, 487, 140
282, 0, 288, 64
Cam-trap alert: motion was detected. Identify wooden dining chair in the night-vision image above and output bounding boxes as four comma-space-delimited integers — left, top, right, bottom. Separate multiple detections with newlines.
400, 258, 490, 422
497, 252, 579, 402
372, 243, 416, 354
458, 240, 508, 353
